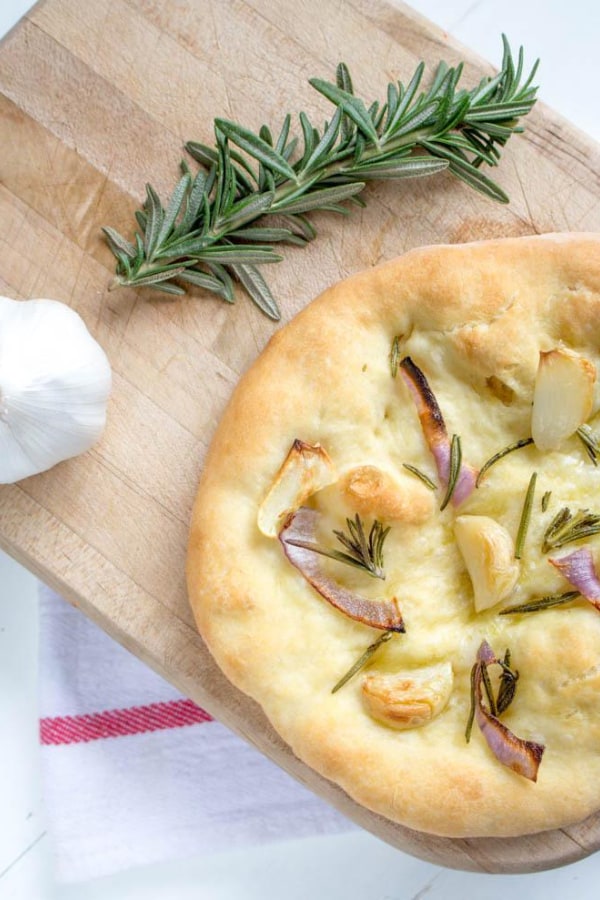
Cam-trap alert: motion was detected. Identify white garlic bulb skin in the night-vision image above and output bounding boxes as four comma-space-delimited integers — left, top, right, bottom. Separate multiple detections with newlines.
0, 297, 112, 484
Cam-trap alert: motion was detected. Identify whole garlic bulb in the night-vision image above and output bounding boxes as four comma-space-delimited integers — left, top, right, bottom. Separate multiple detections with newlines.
0, 296, 112, 484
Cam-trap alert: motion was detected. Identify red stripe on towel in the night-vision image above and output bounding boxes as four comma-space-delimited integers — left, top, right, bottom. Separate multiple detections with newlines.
40, 698, 213, 745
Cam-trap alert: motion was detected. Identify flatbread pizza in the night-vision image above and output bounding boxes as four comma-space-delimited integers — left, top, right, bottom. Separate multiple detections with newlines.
187, 233, 600, 837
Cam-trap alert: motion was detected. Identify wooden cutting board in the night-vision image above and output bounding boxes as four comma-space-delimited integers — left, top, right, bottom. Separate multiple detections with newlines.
2, 0, 600, 874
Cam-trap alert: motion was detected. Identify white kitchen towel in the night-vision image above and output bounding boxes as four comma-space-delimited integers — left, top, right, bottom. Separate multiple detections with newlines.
38, 585, 354, 883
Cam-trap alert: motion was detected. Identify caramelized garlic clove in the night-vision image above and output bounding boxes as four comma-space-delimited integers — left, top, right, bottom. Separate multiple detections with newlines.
531, 348, 596, 452
258, 440, 337, 537
340, 465, 434, 524
454, 515, 519, 612
362, 662, 453, 730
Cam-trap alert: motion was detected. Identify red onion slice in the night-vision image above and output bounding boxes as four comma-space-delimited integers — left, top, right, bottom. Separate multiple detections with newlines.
549, 549, 600, 610
279, 507, 405, 632
399, 356, 477, 506
473, 640, 544, 782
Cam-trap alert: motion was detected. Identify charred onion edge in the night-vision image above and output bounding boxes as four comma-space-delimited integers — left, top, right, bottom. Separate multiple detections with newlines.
549, 549, 600, 611
398, 356, 477, 506
279, 507, 405, 632
472, 640, 544, 782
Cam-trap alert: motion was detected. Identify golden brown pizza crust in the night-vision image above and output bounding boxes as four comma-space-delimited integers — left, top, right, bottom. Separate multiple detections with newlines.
187, 234, 600, 837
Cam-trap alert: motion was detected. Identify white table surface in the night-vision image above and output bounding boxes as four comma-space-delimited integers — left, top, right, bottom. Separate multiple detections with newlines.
1, 1, 599, 897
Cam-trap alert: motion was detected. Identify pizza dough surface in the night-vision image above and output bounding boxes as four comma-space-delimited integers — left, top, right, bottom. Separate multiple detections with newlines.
187, 234, 600, 837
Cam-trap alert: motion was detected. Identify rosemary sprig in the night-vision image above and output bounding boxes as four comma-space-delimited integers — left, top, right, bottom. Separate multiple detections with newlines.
476, 437, 533, 487
499, 590, 581, 615
333, 516, 390, 579
287, 515, 390, 579
576, 425, 599, 466
542, 507, 600, 553
331, 630, 393, 693
515, 471, 537, 559
541, 490, 551, 512
466, 646, 518, 741
402, 463, 437, 490
103, 38, 539, 318
440, 434, 462, 511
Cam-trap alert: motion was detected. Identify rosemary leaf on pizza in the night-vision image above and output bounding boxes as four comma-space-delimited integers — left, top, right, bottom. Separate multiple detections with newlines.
576, 425, 600, 465
476, 437, 534, 486
279, 507, 405, 632
499, 590, 581, 615
331, 630, 394, 694
542, 507, 600, 552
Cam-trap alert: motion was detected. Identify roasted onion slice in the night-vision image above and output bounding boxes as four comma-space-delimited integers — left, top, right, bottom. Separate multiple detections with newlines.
399, 356, 477, 506
549, 549, 600, 610
472, 640, 544, 782
279, 507, 405, 632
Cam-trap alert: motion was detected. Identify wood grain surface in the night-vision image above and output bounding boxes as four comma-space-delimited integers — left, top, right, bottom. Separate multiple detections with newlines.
2, 0, 600, 873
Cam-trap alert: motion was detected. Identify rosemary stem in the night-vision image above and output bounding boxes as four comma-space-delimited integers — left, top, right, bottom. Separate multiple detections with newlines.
269, 130, 434, 213
104, 40, 539, 312
117, 125, 474, 284
331, 630, 393, 693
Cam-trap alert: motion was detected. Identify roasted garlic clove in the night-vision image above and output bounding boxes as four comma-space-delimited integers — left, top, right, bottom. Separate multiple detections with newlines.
340, 465, 434, 524
531, 348, 596, 451
454, 515, 519, 612
258, 440, 337, 537
362, 662, 453, 730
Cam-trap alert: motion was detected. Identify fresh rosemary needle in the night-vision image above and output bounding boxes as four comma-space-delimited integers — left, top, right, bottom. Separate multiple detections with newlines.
500, 590, 581, 615
466, 646, 518, 741
331, 630, 394, 693
103, 37, 539, 318
402, 463, 437, 491
576, 425, 599, 466
496, 649, 519, 714
465, 662, 478, 742
542, 507, 600, 553
286, 515, 390, 579
440, 434, 462, 511
515, 471, 537, 559
480, 661, 497, 716
390, 335, 402, 378
476, 437, 533, 487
